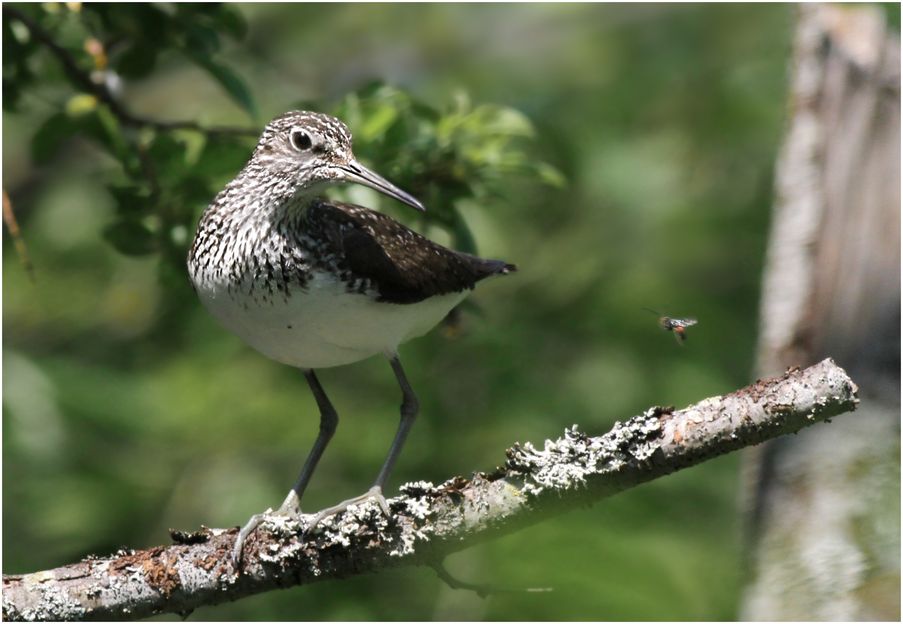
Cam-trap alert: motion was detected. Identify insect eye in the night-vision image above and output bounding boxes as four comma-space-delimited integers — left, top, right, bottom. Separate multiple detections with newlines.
290, 130, 313, 151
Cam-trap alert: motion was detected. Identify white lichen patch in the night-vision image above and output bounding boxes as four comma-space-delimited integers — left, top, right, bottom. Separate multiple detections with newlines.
399, 480, 437, 496
400, 493, 433, 522
19, 574, 88, 621
255, 515, 309, 568
506, 416, 662, 495
388, 519, 429, 557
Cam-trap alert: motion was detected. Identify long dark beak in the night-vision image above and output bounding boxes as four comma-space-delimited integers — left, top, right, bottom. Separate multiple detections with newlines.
341, 160, 426, 212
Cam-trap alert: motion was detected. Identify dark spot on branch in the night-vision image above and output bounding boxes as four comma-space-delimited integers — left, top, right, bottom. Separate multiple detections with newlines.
170, 528, 212, 545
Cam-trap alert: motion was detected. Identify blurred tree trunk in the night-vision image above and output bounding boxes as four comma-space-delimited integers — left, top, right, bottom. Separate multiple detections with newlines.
742, 4, 900, 620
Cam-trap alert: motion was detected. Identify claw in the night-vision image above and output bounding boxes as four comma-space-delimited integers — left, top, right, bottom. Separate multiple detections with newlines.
232, 512, 268, 569
306, 486, 391, 534
232, 493, 302, 569
233, 486, 393, 569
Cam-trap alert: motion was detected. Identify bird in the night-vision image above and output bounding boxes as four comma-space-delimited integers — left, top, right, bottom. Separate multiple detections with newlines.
187, 110, 516, 566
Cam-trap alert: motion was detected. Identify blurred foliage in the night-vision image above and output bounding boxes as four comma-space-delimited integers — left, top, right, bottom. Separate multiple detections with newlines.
5, 2, 560, 277
4, 3, 253, 113
7, 2, 891, 621
331, 83, 566, 253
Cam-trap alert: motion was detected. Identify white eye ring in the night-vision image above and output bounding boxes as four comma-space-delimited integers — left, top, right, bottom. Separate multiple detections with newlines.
290, 129, 313, 151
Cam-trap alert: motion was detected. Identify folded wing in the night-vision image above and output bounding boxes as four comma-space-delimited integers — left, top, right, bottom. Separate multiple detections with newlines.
305, 200, 515, 304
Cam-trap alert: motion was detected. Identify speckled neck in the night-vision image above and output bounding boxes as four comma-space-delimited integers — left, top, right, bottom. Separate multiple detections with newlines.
186, 163, 323, 296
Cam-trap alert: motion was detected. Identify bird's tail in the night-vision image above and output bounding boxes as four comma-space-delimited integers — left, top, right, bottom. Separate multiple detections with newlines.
488, 259, 517, 275
468, 256, 517, 279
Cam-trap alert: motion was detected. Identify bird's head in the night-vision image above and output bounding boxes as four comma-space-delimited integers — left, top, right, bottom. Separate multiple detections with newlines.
250, 110, 425, 211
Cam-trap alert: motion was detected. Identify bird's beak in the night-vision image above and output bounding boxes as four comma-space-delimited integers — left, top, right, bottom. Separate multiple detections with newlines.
340, 160, 426, 212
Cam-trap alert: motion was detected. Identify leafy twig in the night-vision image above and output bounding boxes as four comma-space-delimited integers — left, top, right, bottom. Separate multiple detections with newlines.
3, 6, 258, 138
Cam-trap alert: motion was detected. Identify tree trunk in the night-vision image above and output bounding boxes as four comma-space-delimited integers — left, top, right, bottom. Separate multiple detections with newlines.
742, 4, 900, 620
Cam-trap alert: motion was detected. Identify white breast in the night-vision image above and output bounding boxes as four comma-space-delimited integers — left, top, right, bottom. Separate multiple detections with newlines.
195, 270, 468, 369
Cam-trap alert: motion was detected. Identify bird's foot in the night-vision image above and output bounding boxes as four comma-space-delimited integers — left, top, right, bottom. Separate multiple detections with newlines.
231, 490, 302, 569
306, 485, 391, 533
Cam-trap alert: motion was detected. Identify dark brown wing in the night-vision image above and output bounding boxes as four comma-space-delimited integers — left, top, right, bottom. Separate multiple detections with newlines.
305, 200, 515, 304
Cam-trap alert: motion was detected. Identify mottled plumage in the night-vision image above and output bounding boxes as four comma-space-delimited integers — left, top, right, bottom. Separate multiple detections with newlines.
186, 111, 515, 566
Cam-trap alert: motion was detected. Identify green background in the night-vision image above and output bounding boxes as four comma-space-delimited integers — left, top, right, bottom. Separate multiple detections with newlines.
3, 3, 869, 620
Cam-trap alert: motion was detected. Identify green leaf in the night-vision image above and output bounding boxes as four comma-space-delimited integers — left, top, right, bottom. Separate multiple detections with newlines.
409, 98, 441, 122
359, 104, 398, 141
115, 44, 158, 79
31, 113, 78, 164
478, 106, 535, 137
107, 184, 153, 216
190, 55, 257, 118
535, 162, 568, 188
216, 6, 248, 39
185, 23, 221, 57
102, 220, 157, 256
73, 111, 127, 165
3, 15, 38, 110
147, 133, 188, 182
65, 94, 99, 116
174, 130, 207, 166
94, 106, 129, 158
192, 137, 253, 178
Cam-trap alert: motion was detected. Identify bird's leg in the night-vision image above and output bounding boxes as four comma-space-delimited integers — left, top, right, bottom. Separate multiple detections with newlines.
308, 355, 419, 530
375, 355, 420, 490
284, 370, 340, 510
232, 369, 338, 566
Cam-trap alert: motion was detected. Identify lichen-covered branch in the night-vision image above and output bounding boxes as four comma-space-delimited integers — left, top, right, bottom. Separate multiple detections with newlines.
2, 358, 858, 622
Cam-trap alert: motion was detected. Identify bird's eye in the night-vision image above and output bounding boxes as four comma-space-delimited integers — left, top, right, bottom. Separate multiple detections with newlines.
290, 130, 313, 152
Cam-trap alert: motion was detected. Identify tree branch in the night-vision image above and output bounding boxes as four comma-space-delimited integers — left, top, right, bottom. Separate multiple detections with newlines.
3, 6, 259, 138
2, 358, 859, 621
2, 190, 35, 282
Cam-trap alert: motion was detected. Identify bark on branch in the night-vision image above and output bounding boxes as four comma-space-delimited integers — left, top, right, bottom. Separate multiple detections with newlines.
2, 358, 859, 621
